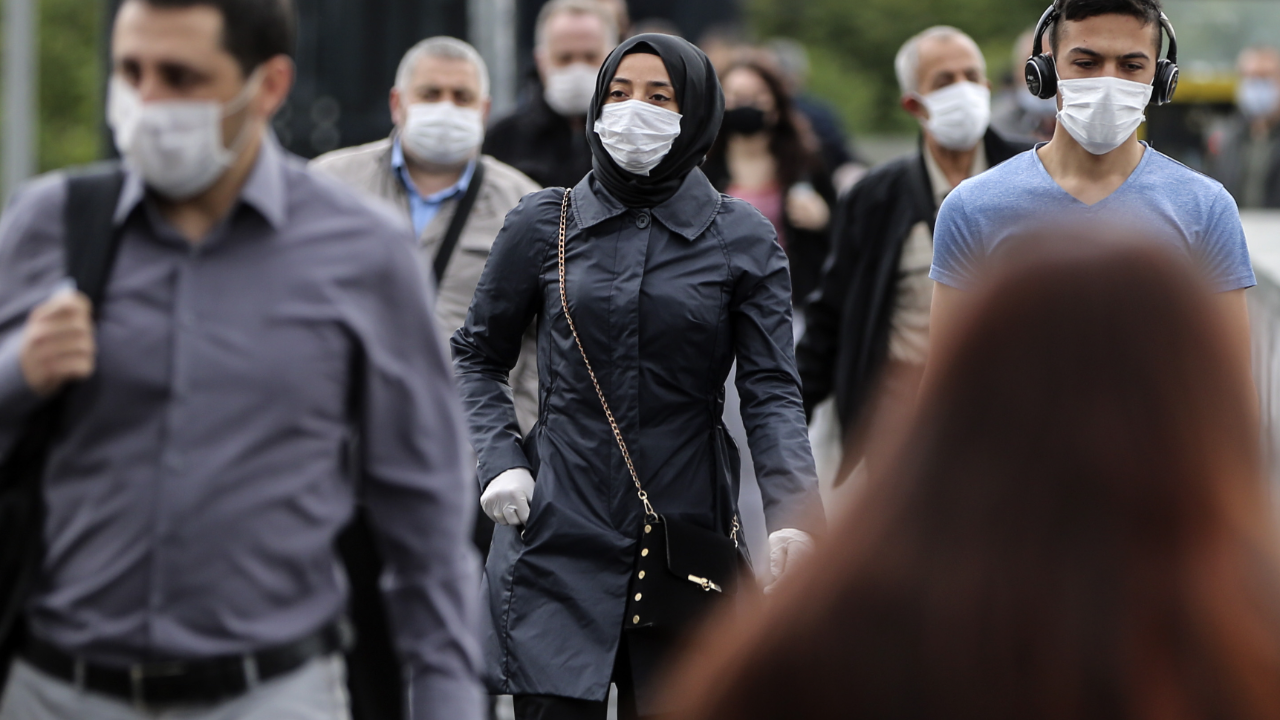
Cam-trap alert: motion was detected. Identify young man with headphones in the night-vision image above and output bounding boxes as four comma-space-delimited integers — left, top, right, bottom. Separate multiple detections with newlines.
928, 0, 1255, 375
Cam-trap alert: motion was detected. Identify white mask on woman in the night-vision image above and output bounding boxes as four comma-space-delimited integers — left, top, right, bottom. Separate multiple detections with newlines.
544, 63, 599, 117
593, 100, 683, 176
401, 102, 485, 166
1057, 76, 1153, 155
107, 72, 261, 200
918, 81, 991, 151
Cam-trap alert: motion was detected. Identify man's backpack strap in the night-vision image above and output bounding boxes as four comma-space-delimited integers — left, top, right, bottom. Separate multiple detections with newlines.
432, 159, 487, 286
64, 163, 128, 306
0, 164, 127, 689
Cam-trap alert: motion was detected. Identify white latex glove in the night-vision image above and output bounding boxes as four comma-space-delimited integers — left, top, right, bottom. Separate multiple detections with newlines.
480, 468, 535, 526
765, 528, 815, 594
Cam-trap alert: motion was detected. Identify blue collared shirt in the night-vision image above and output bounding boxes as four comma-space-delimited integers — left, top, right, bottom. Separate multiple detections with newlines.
392, 137, 476, 238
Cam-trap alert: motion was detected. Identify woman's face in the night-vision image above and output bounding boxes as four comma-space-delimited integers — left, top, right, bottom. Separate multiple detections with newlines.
605, 52, 680, 113
723, 67, 777, 120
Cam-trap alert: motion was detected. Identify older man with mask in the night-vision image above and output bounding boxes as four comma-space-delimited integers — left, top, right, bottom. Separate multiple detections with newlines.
0, 1, 483, 719
483, 0, 618, 189
797, 26, 1029, 482
1208, 46, 1280, 208
312, 36, 539, 436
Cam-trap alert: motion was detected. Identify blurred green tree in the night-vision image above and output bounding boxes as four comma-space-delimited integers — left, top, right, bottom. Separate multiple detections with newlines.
32, 0, 107, 172
748, 0, 1049, 134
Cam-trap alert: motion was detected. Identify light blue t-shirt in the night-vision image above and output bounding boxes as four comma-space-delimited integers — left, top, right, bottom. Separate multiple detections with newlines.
930, 144, 1256, 293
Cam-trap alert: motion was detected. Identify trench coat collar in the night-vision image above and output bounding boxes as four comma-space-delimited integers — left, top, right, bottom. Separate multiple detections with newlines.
571, 167, 722, 242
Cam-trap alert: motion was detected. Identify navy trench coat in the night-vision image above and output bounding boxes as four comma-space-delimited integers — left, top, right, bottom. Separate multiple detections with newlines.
451, 168, 821, 702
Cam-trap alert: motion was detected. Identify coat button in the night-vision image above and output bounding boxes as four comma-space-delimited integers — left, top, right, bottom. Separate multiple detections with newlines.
633, 615, 641, 624
644, 525, 651, 534
635, 593, 642, 601
641, 549, 649, 557
635, 212, 650, 229
638, 571, 645, 579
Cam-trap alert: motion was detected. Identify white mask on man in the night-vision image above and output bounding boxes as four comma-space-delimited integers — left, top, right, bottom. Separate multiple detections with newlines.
1057, 76, 1153, 155
107, 71, 261, 200
917, 81, 991, 151
544, 63, 599, 117
593, 100, 682, 176
400, 101, 485, 166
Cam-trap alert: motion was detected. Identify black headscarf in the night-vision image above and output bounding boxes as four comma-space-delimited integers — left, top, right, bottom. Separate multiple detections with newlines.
585, 34, 724, 209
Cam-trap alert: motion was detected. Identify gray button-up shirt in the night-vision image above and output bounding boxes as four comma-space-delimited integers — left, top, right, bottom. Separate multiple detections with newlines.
0, 138, 482, 719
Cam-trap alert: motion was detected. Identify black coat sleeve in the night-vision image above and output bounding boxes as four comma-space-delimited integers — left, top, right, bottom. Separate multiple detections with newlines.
451, 189, 559, 488
723, 201, 824, 535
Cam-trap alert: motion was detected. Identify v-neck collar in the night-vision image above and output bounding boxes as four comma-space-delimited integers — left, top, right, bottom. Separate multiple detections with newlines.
1031, 141, 1152, 208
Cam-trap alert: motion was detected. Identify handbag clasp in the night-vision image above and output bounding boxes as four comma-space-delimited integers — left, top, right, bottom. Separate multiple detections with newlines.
687, 575, 722, 593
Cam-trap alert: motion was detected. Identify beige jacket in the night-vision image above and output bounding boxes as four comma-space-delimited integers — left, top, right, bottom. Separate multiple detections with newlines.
311, 137, 541, 432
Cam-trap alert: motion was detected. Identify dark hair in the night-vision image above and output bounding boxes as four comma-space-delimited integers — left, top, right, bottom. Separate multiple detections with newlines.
125, 0, 296, 76
704, 57, 823, 192
1051, 0, 1163, 54
664, 237, 1280, 720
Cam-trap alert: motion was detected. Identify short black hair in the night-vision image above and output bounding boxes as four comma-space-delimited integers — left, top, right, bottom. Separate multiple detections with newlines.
124, 0, 296, 76
1050, 0, 1164, 55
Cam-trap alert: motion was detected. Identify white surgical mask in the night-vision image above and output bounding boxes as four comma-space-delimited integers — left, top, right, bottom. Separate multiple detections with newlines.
917, 81, 991, 151
400, 102, 485, 166
544, 63, 599, 117
1237, 78, 1280, 120
1057, 76, 1153, 155
107, 73, 260, 201
593, 100, 682, 176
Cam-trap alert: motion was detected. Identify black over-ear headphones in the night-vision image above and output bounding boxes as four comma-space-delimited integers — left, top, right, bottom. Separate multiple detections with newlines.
1024, 3, 1180, 105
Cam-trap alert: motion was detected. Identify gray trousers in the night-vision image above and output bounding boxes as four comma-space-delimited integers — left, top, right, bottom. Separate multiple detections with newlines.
0, 655, 350, 720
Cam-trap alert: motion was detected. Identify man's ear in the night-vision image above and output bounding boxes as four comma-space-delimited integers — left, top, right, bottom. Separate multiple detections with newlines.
480, 96, 492, 126
257, 55, 295, 118
534, 47, 550, 85
902, 94, 928, 122
389, 86, 405, 128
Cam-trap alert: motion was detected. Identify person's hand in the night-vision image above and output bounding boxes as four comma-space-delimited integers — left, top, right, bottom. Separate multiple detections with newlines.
480, 468, 536, 526
765, 528, 815, 594
20, 286, 95, 397
786, 184, 830, 232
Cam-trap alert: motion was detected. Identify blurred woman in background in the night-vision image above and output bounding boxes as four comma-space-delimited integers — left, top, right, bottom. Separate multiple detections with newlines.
665, 237, 1280, 720
704, 58, 835, 308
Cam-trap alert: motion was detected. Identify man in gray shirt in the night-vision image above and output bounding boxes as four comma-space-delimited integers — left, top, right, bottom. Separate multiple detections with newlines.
0, 1, 482, 718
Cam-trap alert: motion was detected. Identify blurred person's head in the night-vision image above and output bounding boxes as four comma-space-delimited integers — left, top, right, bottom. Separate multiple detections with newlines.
108, 0, 296, 201
1236, 46, 1280, 123
536, 0, 619, 118
628, 18, 681, 39
764, 37, 810, 94
592, 0, 630, 41
710, 57, 819, 190
665, 236, 1280, 720
389, 37, 489, 170
697, 24, 749, 75
897, 26, 992, 153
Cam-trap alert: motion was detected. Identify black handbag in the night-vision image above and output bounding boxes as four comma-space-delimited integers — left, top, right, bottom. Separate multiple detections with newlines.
555, 190, 745, 632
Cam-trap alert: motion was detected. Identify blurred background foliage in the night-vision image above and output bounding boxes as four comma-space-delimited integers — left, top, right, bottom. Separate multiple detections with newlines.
13, 0, 1053, 172
747, 0, 1051, 134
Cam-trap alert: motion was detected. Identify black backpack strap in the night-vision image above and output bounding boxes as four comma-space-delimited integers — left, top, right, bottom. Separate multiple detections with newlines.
431, 159, 487, 286
0, 163, 126, 687
64, 162, 127, 307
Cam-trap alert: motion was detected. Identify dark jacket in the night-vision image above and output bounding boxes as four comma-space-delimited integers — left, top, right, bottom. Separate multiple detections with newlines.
1207, 114, 1280, 209
483, 93, 594, 190
796, 130, 1029, 433
703, 158, 837, 307
451, 169, 821, 706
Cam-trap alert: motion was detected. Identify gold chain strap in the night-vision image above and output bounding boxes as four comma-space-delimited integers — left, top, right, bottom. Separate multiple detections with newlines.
557, 190, 740, 545
558, 191, 658, 523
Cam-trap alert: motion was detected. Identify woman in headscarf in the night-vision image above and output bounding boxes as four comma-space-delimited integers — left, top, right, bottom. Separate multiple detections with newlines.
452, 34, 823, 720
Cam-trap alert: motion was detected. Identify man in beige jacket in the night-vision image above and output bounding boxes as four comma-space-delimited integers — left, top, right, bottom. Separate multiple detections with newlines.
312, 36, 539, 433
